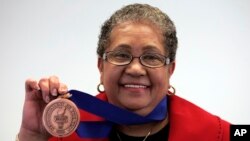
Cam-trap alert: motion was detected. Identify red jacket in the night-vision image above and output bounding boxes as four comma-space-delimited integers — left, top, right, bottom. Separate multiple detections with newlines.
50, 93, 230, 141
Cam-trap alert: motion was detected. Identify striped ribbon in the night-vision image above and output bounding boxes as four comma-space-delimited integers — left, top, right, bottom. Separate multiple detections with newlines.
69, 90, 167, 138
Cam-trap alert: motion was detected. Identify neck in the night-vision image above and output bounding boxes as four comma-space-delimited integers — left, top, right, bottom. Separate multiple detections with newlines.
116, 116, 169, 137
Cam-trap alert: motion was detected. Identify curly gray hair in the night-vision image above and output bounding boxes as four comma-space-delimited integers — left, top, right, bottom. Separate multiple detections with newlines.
97, 3, 178, 62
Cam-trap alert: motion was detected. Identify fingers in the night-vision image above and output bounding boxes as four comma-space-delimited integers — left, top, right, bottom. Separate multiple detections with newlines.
58, 83, 68, 94
48, 76, 68, 95
48, 76, 60, 96
39, 78, 50, 103
25, 78, 40, 92
25, 79, 41, 101
25, 76, 68, 103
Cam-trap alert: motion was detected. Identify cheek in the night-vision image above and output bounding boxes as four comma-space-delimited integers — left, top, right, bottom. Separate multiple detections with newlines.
102, 65, 122, 91
150, 70, 170, 91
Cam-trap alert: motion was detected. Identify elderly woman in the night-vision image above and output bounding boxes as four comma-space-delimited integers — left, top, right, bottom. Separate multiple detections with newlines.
18, 3, 230, 141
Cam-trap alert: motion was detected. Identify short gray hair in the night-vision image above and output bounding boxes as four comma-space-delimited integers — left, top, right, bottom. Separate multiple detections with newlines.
97, 3, 178, 62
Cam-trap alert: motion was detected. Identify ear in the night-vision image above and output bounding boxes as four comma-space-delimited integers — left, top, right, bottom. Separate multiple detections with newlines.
98, 57, 103, 72
98, 57, 104, 82
168, 61, 176, 77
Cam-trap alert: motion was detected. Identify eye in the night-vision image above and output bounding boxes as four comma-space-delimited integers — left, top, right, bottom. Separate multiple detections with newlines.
110, 51, 131, 62
142, 54, 164, 65
143, 54, 161, 60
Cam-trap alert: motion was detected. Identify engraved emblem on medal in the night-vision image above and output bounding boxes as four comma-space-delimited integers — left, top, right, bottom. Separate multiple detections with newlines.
42, 93, 80, 137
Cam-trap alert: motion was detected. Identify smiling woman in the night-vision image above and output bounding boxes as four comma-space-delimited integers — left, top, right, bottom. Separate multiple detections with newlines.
98, 22, 173, 116
17, 3, 230, 141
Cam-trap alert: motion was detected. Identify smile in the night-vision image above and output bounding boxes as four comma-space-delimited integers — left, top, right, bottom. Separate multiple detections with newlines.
124, 84, 147, 88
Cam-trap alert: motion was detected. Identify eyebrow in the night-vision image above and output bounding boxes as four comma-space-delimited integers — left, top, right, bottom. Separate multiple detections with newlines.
113, 44, 131, 51
113, 44, 162, 53
142, 45, 162, 52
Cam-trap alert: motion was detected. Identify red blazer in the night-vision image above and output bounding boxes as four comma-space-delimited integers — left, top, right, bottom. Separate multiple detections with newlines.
50, 93, 230, 141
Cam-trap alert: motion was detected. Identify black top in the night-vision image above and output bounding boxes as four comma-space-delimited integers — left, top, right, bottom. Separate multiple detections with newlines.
109, 123, 170, 141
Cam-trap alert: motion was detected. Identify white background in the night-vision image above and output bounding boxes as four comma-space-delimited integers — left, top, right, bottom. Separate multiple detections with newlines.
1, 0, 250, 140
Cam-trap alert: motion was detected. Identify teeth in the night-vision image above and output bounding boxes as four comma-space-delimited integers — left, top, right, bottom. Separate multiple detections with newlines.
124, 84, 147, 88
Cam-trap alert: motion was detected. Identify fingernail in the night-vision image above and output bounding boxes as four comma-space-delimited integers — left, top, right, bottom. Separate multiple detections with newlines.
59, 87, 67, 93
52, 89, 57, 96
35, 85, 40, 90
45, 96, 50, 103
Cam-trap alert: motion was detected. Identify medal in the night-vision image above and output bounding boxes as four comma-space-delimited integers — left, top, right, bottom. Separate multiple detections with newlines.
42, 93, 80, 137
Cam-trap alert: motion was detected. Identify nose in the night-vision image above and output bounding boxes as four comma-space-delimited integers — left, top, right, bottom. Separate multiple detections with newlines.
125, 58, 146, 77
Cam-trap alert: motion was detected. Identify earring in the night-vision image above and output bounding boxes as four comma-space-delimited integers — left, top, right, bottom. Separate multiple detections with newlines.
167, 85, 176, 96
97, 83, 105, 93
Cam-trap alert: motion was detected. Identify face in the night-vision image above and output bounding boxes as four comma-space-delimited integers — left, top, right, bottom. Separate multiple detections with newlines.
98, 22, 175, 116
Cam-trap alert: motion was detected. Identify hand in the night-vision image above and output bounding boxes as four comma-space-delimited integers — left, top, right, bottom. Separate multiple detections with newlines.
19, 76, 68, 141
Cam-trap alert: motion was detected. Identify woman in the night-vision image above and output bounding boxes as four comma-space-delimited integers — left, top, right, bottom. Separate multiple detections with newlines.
18, 3, 230, 141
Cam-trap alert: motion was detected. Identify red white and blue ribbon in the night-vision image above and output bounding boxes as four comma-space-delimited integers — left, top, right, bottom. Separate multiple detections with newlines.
69, 89, 167, 138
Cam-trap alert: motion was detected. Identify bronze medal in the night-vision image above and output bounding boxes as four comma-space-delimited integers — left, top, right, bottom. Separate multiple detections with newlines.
42, 96, 80, 137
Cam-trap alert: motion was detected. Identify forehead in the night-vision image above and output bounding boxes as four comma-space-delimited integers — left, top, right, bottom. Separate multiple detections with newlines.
108, 22, 165, 54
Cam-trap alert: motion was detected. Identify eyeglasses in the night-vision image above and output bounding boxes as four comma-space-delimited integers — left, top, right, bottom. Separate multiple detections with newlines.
102, 51, 170, 68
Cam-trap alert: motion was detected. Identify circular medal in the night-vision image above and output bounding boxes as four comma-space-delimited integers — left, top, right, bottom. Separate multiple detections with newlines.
42, 97, 80, 137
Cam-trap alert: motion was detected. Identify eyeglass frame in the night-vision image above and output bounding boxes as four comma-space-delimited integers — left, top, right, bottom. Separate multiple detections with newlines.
102, 51, 171, 68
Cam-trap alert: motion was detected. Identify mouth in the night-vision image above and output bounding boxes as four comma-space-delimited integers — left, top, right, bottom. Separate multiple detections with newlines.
119, 83, 150, 96
120, 82, 151, 89
124, 84, 148, 89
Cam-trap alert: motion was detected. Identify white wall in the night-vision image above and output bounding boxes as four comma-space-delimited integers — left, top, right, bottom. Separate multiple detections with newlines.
1, 0, 250, 140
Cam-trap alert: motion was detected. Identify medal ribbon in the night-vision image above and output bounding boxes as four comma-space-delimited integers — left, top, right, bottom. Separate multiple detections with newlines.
69, 89, 167, 138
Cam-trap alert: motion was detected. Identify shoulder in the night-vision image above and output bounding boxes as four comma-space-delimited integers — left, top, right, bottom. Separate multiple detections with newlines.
168, 95, 230, 141
96, 92, 108, 100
